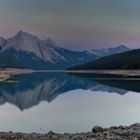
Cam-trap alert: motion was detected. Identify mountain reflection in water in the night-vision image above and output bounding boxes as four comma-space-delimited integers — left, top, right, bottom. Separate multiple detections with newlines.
0, 72, 139, 111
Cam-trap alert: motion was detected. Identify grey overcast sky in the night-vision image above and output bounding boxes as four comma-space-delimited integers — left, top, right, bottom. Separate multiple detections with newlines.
0, 0, 140, 50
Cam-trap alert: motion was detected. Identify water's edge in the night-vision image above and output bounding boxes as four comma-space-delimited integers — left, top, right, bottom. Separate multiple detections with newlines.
0, 123, 139, 140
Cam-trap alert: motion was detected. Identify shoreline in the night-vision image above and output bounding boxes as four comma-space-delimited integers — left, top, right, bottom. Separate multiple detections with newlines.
66, 69, 140, 75
0, 68, 34, 82
1, 69, 140, 82
0, 123, 140, 140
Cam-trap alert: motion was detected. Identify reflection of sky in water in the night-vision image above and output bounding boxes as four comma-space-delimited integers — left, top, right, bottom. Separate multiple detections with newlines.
0, 89, 140, 133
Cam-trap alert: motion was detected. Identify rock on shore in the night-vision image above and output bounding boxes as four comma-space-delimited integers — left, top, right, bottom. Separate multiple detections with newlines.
1, 123, 140, 140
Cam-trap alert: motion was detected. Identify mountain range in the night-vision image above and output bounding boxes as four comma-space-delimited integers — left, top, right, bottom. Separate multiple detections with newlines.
0, 31, 129, 70
87, 45, 129, 57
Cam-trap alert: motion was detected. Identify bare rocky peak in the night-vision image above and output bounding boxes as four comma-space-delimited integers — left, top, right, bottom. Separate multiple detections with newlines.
2, 31, 66, 63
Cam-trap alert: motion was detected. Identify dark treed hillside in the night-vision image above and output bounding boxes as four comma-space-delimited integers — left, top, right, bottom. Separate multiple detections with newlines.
69, 49, 140, 70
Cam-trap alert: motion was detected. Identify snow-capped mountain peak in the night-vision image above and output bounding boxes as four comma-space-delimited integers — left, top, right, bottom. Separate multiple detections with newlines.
88, 45, 129, 57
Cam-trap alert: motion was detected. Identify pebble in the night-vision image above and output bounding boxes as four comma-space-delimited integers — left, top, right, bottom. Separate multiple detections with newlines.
0, 123, 140, 140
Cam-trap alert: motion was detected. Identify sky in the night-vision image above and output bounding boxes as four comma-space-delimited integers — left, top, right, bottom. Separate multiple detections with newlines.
0, 0, 140, 50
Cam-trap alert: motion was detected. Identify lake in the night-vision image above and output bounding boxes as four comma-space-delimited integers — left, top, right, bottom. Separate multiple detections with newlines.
0, 72, 140, 133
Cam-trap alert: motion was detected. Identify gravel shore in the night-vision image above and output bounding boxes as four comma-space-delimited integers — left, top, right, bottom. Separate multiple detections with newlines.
1, 123, 140, 140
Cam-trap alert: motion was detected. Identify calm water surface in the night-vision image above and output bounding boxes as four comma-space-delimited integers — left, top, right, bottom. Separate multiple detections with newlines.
0, 72, 140, 133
